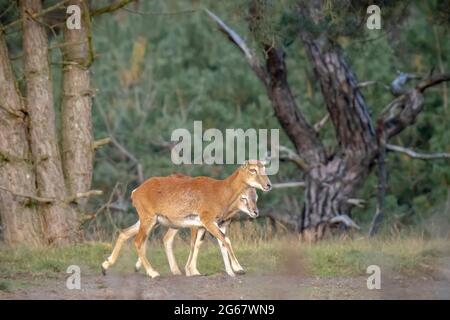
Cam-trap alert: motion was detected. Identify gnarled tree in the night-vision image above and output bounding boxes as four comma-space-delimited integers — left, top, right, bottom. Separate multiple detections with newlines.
206, 0, 450, 240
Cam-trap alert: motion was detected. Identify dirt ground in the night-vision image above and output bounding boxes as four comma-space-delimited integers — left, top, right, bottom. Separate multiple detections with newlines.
2, 267, 450, 300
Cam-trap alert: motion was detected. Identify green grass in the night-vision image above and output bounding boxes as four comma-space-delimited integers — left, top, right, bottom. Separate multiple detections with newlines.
301, 236, 450, 277
0, 235, 449, 291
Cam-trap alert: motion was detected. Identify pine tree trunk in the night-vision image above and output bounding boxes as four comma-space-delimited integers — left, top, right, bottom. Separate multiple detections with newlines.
300, 156, 372, 240
0, 28, 44, 245
21, 0, 78, 245
61, 0, 94, 209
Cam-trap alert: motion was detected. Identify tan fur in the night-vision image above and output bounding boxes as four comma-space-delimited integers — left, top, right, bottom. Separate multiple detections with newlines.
101, 160, 271, 278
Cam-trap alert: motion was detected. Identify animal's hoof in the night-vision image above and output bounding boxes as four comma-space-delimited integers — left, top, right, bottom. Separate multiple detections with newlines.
235, 269, 246, 275
101, 265, 107, 276
147, 271, 160, 278
185, 269, 201, 277
172, 270, 182, 276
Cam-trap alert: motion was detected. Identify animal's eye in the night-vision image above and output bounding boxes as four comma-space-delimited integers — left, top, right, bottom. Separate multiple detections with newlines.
241, 197, 248, 203
249, 168, 257, 174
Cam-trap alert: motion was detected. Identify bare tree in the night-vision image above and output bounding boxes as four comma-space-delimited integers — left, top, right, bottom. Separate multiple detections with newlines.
206, 1, 450, 240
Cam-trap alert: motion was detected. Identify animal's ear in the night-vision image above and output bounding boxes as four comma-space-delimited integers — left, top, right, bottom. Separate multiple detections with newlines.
260, 159, 268, 166
242, 160, 249, 168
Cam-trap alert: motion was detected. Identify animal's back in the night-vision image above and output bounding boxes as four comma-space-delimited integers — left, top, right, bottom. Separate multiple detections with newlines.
131, 174, 225, 217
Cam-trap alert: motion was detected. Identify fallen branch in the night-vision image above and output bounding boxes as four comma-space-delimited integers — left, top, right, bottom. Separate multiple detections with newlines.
386, 144, 450, 160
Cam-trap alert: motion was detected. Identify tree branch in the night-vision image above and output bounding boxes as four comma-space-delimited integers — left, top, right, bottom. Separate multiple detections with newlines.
369, 122, 387, 237
97, 105, 144, 183
1, 0, 69, 32
204, 8, 268, 86
329, 214, 361, 230
347, 198, 367, 208
0, 185, 102, 204
90, 0, 136, 17
92, 137, 111, 150
205, 8, 325, 166
0, 185, 53, 203
383, 72, 450, 139
390, 72, 421, 96
66, 190, 103, 203
386, 144, 450, 160
277, 145, 309, 170
313, 114, 329, 133
417, 73, 450, 93
272, 181, 306, 189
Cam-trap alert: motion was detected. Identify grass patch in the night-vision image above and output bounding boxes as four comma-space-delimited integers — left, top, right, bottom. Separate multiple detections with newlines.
0, 279, 12, 292
301, 236, 450, 277
0, 234, 449, 291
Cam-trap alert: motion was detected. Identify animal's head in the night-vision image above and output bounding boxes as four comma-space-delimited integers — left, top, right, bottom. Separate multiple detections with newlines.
239, 160, 272, 192
237, 188, 259, 218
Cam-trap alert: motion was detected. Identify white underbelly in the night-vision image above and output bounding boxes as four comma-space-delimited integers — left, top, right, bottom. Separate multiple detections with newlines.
156, 214, 203, 228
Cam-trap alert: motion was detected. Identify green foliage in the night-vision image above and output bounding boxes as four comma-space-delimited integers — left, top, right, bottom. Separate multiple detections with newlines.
3, 0, 447, 236
83, 0, 449, 236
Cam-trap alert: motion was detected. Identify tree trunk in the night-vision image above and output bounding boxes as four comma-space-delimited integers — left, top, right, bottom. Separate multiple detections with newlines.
21, 0, 78, 245
300, 156, 371, 240
0, 28, 44, 245
295, 26, 377, 237
61, 0, 94, 209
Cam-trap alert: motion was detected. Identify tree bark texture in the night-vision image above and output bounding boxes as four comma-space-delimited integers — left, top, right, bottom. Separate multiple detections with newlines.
0, 29, 44, 245
61, 0, 94, 208
21, 0, 78, 244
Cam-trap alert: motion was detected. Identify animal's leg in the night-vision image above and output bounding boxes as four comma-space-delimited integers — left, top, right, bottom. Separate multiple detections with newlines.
185, 227, 198, 273
202, 219, 236, 277
134, 217, 159, 278
185, 227, 206, 276
135, 229, 149, 272
219, 225, 245, 274
163, 228, 182, 275
101, 221, 140, 275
